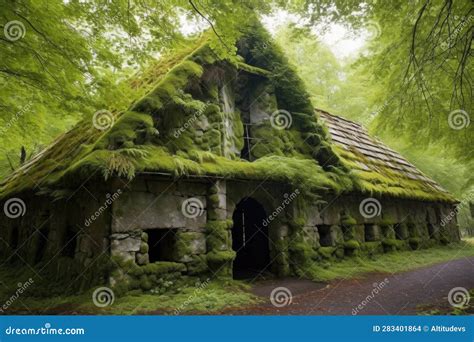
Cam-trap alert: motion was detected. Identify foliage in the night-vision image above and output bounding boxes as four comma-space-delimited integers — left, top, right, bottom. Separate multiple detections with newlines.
0, 1, 470, 214
297, 239, 474, 282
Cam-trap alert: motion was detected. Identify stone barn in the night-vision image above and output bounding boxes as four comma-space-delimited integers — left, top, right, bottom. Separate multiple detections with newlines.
0, 25, 460, 293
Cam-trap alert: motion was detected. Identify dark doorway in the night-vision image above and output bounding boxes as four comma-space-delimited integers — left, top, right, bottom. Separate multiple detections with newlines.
10, 226, 19, 249
62, 225, 77, 258
318, 225, 333, 246
34, 228, 49, 264
147, 229, 177, 262
232, 197, 270, 278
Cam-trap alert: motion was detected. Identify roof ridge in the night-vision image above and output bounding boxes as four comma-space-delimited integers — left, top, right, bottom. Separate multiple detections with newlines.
316, 108, 363, 128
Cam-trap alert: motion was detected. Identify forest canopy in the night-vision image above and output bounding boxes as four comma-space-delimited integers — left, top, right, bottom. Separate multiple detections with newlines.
0, 0, 472, 230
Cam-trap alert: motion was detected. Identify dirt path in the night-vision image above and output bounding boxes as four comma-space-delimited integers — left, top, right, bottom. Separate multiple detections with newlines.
212, 256, 474, 315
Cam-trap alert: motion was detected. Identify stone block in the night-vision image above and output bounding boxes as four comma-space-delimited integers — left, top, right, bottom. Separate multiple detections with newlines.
187, 233, 206, 255
395, 223, 409, 240
426, 207, 437, 224
364, 224, 381, 241
111, 234, 141, 252
147, 181, 175, 195
354, 224, 365, 242
321, 204, 341, 225
111, 250, 135, 263
136, 252, 149, 265
130, 178, 148, 192
381, 225, 396, 239
303, 226, 319, 248
210, 208, 227, 220
173, 231, 206, 262
330, 225, 344, 244
177, 182, 208, 196
112, 192, 206, 232
306, 206, 323, 226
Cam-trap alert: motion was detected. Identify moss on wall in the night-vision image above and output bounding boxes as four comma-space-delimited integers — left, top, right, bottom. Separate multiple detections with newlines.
111, 256, 187, 295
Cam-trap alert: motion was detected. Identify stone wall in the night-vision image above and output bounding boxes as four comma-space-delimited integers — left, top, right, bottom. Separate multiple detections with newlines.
0, 181, 112, 290
110, 177, 209, 276
295, 194, 460, 262
0, 174, 460, 293
109, 176, 461, 282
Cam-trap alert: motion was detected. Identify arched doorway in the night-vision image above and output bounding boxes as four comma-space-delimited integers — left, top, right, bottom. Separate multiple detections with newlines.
232, 197, 270, 278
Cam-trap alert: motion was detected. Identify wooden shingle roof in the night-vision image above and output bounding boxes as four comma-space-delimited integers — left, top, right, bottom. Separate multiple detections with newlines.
319, 110, 453, 200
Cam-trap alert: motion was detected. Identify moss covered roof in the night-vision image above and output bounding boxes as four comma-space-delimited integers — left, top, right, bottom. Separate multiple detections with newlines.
319, 110, 454, 202
0, 26, 456, 204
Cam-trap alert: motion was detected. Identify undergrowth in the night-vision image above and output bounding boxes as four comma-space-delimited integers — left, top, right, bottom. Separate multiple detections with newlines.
296, 239, 474, 282
1, 240, 472, 315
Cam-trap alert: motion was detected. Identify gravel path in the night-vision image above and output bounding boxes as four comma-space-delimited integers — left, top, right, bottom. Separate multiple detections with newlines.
212, 256, 474, 315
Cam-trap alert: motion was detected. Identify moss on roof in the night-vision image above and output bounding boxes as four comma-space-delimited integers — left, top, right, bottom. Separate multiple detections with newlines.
0, 25, 456, 204
320, 111, 455, 202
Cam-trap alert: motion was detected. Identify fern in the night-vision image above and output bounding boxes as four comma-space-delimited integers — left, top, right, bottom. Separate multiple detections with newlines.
103, 148, 149, 180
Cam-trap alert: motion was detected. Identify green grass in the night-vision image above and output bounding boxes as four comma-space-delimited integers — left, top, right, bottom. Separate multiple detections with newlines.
1, 239, 473, 315
300, 239, 474, 282
0, 276, 260, 315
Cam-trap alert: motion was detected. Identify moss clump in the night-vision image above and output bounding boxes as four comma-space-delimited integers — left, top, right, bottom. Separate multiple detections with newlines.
132, 60, 204, 114
289, 241, 318, 268
95, 111, 158, 150
205, 218, 234, 277
186, 255, 208, 275
408, 237, 422, 250
361, 241, 384, 257
381, 225, 396, 239
208, 194, 220, 207
341, 213, 357, 226
206, 220, 232, 251
318, 246, 337, 260
139, 261, 186, 276
344, 239, 360, 250
140, 275, 153, 291
112, 260, 186, 293
140, 242, 149, 254
271, 237, 290, 277
206, 250, 236, 277
382, 238, 407, 252
440, 236, 450, 245
172, 231, 205, 262
343, 239, 360, 257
